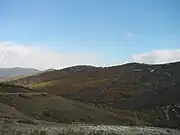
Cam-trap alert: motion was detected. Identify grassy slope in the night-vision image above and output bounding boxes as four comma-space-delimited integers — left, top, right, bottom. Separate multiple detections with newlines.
0, 84, 135, 125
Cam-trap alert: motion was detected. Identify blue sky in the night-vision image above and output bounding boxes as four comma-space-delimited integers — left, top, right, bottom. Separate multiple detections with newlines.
0, 0, 180, 69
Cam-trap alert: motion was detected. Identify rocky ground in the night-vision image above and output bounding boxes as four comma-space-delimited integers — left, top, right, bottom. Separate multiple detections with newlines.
0, 123, 180, 135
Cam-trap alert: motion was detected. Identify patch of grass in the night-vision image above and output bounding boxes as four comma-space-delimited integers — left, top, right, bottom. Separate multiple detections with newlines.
30, 81, 55, 89
134, 106, 167, 127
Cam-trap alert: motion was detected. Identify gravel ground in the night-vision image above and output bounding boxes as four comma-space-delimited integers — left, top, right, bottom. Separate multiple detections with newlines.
0, 123, 180, 135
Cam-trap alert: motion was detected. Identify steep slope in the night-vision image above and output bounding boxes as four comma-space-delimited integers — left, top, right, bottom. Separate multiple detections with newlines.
0, 67, 40, 77
9, 62, 180, 128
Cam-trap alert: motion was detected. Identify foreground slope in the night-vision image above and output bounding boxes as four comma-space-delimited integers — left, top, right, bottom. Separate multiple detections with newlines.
10, 62, 180, 128
0, 83, 133, 125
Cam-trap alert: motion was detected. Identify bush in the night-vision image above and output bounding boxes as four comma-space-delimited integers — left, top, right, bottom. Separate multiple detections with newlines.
17, 119, 37, 125
31, 130, 48, 135
18, 93, 30, 99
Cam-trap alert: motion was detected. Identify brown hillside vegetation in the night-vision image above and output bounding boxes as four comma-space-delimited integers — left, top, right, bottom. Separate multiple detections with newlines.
0, 83, 134, 125
9, 62, 180, 128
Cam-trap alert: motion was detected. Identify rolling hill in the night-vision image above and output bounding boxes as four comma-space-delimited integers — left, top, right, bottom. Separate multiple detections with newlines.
9, 62, 180, 128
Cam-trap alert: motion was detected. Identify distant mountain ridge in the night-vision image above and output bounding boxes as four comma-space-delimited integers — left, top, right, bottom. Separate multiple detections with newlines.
0, 67, 41, 77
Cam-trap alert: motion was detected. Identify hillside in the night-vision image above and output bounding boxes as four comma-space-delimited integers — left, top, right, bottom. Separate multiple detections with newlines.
9, 62, 180, 128
0, 67, 40, 77
0, 83, 134, 125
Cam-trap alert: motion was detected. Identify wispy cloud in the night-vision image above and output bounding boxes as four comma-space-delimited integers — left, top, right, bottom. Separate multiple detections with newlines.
0, 42, 102, 70
124, 31, 134, 40
133, 49, 180, 64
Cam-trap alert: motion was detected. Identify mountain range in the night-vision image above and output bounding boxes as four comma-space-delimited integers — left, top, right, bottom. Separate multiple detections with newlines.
0, 67, 41, 77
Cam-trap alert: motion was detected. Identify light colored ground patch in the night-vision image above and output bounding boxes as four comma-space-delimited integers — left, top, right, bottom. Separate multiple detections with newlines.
30, 81, 56, 89
1, 124, 180, 135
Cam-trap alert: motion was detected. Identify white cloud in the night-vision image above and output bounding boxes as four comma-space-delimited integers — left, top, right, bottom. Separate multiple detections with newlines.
124, 31, 134, 40
1, 42, 179, 70
133, 49, 180, 64
0, 42, 102, 70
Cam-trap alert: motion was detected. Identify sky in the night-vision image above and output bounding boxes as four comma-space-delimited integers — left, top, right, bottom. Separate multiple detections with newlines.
0, 0, 180, 70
